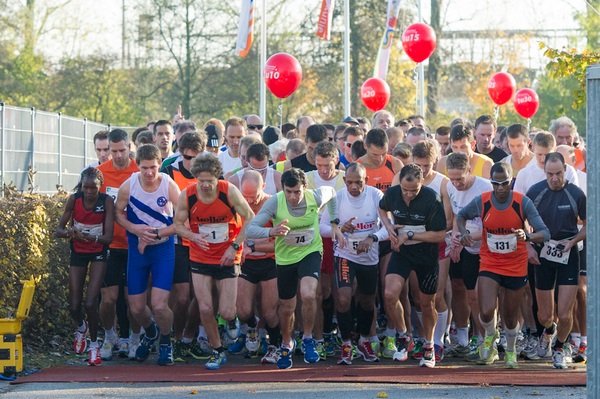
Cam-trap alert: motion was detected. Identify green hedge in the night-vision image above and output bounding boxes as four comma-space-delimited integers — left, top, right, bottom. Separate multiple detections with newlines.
0, 188, 71, 342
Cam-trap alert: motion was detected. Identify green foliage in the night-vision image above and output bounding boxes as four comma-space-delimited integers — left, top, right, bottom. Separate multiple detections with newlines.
0, 189, 71, 342
541, 43, 600, 113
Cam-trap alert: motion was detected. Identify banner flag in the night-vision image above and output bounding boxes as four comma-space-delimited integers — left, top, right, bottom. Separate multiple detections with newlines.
236, 0, 255, 58
316, 0, 336, 40
373, 0, 401, 79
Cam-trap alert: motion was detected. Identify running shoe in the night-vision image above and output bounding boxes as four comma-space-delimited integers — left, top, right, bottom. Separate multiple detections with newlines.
262, 345, 280, 364
504, 350, 519, 369
337, 343, 353, 365
259, 337, 269, 356
324, 333, 337, 356
316, 340, 327, 360
552, 347, 567, 369
497, 331, 506, 353
100, 335, 118, 361
185, 340, 211, 360
88, 346, 101, 366
444, 342, 470, 358
356, 340, 379, 362
228, 333, 247, 354
573, 343, 587, 364
371, 340, 380, 357
246, 328, 260, 353
478, 332, 498, 364
73, 321, 89, 354
303, 338, 320, 363
477, 344, 499, 365
420, 345, 435, 368
537, 327, 556, 359
135, 329, 159, 362
158, 343, 174, 366
118, 338, 129, 358
205, 350, 227, 370
524, 335, 540, 360
128, 337, 140, 360
198, 337, 211, 354
393, 336, 414, 362
173, 340, 186, 362
434, 344, 444, 362
294, 333, 304, 355
410, 338, 423, 359
226, 317, 241, 340
381, 336, 397, 359
278, 343, 294, 369
564, 341, 573, 364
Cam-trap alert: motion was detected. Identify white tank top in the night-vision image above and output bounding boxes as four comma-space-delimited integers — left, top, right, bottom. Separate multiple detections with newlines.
128, 172, 173, 244
334, 186, 383, 266
426, 172, 445, 195
235, 167, 277, 195
446, 176, 492, 254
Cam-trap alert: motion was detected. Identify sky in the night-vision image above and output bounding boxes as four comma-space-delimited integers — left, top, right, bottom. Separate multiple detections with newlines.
41, 0, 588, 62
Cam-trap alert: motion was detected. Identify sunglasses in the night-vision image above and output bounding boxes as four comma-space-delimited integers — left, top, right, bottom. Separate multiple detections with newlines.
248, 124, 263, 131
345, 142, 353, 148
490, 179, 511, 187
182, 153, 196, 160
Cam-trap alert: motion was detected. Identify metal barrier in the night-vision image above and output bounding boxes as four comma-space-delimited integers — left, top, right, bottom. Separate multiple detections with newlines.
0, 103, 137, 194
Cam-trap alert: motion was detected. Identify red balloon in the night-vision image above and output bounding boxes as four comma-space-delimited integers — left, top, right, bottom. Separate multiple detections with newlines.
487, 72, 516, 106
402, 23, 437, 63
263, 53, 302, 99
514, 88, 540, 119
360, 78, 391, 112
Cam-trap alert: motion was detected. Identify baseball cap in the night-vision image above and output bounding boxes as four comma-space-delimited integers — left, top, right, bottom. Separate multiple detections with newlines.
342, 116, 359, 126
205, 124, 222, 148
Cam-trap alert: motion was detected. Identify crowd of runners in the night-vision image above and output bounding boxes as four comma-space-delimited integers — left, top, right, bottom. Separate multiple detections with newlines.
55, 111, 587, 371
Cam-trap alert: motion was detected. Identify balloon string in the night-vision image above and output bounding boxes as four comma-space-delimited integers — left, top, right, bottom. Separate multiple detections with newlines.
278, 101, 283, 129
493, 106, 500, 122
527, 118, 531, 131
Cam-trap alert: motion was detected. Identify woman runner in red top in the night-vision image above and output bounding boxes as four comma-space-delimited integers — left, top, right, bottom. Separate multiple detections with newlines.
56, 167, 115, 366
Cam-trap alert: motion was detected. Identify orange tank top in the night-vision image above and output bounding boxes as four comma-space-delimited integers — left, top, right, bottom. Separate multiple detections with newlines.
479, 191, 528, 277
169, 167, 197, 247
97, 159, 139, 250
187, 180, 243, 265
359, 154, 397, 193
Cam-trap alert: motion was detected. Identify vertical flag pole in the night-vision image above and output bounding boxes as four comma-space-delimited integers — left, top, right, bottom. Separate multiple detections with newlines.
344, 0, 351, 117
418, 0, 425, 117
260, 0, 267, 124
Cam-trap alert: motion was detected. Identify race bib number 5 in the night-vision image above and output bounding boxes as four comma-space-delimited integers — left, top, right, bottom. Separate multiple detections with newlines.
540, 240, 570, 265
487, 233, 517, 254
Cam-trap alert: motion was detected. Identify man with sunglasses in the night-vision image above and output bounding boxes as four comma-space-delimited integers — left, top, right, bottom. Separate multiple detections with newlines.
229, 142, 282, 195
457, 162, 549, 368
243, 114, 264, 136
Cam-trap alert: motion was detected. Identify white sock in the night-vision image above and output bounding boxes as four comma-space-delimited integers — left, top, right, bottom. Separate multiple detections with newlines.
386, 328, 397, 338
130, 332, 140, 343
571, 332, 581, 348
581, 336, 587, 346
369, 335, 379, 343
77, 320, 87, 332
397, 329, 407, 339
457, 328, 469, 347
505, 323, 520, 353
105, 327, 117, 340
198, 326, 207, 339
478, 314, 497, 337
434, 310, 448, 348
89, 340, 99, 348
240, 323, 249, 335
182, 337, 193, 344
302, 334, 313, 341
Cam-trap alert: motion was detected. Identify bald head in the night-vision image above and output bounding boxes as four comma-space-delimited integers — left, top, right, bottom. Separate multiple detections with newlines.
556, 144, 575, 166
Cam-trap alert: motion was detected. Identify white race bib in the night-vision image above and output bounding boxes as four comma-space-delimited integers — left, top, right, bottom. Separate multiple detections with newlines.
398, 225, 426, 245
540, 240, 570, 265
284, 228, 315, 247
466, 220, 482, 237
73, 221, 103, 237
105, 186, 119, 203
346, 232, 370, 254
198, 223, 229, 244
487, 233, 517, 254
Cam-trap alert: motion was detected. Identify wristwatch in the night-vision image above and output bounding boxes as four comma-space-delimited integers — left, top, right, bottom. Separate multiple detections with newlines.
525, 232, 531, 242
247, 241, 256, 252
231, 242, 240, 251
368, 233, 379, 243
407, 231, 415, 240
331, 218, 340, 225
153, 228, 161, 240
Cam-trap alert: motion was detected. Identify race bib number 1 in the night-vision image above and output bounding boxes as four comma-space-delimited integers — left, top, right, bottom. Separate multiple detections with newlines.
198, 223, 229, 244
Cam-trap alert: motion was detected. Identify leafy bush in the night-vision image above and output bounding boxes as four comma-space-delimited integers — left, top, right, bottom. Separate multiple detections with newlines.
0, 187, 71, 343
